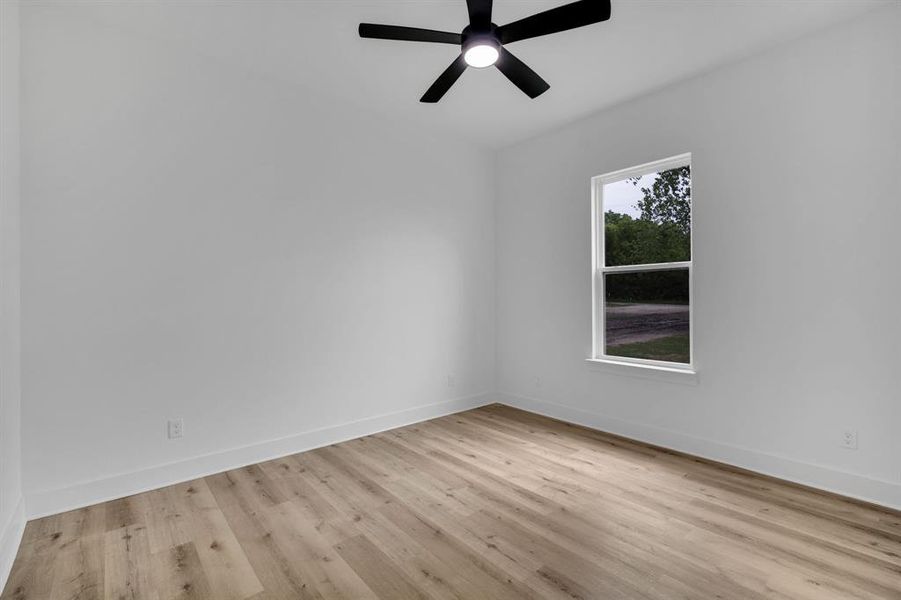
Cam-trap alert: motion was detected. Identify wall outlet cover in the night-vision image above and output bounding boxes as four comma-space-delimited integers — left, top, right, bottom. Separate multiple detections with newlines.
840, 429, 858, 450
168, 419, 184, 439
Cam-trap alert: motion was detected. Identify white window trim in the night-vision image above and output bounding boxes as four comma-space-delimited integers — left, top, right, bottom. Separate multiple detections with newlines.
590, 153, 695, 377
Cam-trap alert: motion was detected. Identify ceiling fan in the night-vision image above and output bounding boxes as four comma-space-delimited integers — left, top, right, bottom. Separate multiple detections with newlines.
359, 0, 612, 103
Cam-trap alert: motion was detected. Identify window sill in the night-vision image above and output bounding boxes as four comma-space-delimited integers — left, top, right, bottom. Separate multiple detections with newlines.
585, 358, 699, 386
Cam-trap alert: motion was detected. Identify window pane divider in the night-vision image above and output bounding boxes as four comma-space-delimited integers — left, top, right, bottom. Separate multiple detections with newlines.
601, 261, 691, 274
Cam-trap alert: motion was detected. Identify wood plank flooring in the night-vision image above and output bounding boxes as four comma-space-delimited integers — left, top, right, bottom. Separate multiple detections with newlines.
4, 404, 901, 599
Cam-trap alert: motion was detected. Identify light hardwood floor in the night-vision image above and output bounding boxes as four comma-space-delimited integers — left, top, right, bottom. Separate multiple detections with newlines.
3, 404, 901, 599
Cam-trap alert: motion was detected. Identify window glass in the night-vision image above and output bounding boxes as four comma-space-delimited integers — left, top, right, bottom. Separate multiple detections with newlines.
603, 166, 691, 267
604, 269, 690, 364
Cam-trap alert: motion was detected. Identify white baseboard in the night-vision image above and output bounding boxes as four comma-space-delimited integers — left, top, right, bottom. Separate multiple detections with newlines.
0, 496, 26, 596
26, 393, 494, 519
24, 390, 899, 521
498, 392, 901, 511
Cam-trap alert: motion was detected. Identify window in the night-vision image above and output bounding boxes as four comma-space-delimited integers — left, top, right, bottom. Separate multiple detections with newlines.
591, 154, 692, 371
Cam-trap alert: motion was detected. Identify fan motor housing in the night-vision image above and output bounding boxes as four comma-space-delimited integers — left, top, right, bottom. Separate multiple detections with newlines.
461, 23, 501, 54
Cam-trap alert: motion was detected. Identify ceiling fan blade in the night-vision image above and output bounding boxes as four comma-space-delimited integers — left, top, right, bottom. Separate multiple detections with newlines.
497, 0, 611, 45
359, 23, 462, 45
420, 55, 468, 103
495, 47, 549, 99
466, 0, 493, 29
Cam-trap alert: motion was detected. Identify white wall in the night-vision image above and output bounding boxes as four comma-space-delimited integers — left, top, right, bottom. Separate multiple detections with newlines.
20, 5, 495, 517
496, 5, 901, 509
0, 0, 25, 590
14, 1, 901, 527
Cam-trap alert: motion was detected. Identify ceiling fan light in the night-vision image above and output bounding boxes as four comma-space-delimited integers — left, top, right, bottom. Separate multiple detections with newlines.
464, 43, 499, 68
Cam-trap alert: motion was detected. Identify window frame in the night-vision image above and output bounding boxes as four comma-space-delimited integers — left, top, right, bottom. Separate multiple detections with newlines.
590, 153, 694, 373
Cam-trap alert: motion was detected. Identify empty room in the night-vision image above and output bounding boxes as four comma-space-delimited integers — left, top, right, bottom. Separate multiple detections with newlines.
1, 0, 900, 598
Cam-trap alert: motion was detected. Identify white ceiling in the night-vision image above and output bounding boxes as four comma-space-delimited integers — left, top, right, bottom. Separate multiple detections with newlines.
64, 0, 889, 148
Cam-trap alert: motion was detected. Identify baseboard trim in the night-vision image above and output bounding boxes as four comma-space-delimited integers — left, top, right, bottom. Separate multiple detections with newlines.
26, 393, 494, 519
0, 496, 26, 595
25, 391, 900, 519
497, 392, 901, 512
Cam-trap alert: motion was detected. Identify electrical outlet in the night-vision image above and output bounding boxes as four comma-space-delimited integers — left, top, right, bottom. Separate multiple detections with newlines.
534, 376, 542, 388
168, 419, 184, 439
840, 429, 857, 450
446, 374, 456, 388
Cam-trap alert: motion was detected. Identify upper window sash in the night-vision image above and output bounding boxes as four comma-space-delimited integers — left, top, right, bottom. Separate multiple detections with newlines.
593, 153, 692, 271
